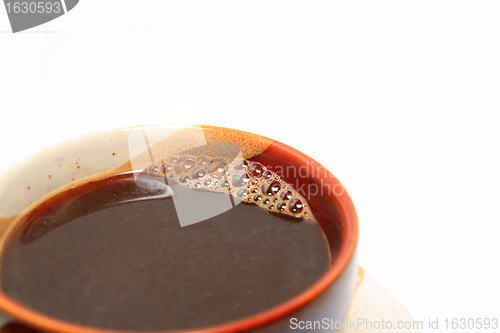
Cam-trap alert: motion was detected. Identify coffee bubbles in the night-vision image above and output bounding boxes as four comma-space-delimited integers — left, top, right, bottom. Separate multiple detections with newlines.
144, 154, 313, 220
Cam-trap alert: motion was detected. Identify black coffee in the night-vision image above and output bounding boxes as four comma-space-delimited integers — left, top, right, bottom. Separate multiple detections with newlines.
1, 172, 330, 331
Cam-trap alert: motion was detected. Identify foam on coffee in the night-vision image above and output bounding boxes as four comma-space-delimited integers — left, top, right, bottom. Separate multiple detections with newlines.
144, 153, 314, 220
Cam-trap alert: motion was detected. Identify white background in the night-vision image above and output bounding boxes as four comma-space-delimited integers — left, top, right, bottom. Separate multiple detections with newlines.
1, 1, 499, 332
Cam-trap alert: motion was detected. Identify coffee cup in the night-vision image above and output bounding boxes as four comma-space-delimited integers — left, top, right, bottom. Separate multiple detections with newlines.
0, 125, 358, 333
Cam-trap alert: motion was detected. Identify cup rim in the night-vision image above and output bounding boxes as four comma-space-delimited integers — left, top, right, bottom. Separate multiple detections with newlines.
0, 125, 358, 333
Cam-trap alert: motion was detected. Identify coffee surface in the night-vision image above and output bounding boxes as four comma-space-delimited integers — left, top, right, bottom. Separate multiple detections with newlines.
1, 173, 330, 331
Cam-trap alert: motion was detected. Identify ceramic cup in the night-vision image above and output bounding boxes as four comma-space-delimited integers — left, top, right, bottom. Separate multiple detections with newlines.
0, 125, 358, 333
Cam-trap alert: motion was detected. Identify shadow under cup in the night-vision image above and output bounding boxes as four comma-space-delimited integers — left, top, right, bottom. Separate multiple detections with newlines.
0, 126, 358, 333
